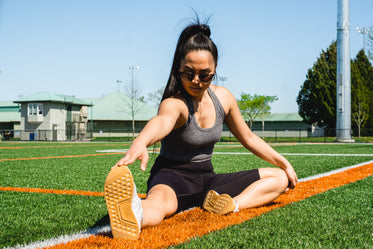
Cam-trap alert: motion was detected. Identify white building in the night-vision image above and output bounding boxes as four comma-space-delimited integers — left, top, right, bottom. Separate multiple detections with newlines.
14, 92, 92, 141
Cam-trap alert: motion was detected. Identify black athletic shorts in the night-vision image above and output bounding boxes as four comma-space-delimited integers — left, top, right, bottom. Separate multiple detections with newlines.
147, 155, 260, 213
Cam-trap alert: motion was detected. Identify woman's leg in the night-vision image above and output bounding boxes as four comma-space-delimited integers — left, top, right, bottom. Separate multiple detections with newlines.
141, 184, 178, 227
104, 166, 178, 239
233, 167, 288, 209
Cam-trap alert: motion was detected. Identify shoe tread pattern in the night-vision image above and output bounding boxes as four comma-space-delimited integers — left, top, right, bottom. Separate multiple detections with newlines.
104, 166, 139, 240
203, 190, 236, 215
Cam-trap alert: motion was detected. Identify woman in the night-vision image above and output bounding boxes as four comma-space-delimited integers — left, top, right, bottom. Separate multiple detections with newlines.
104, 21, 298, 240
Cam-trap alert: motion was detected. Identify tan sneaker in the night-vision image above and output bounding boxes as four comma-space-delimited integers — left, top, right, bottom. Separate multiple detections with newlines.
203, 190, 238, 215
104, 166, 143, 240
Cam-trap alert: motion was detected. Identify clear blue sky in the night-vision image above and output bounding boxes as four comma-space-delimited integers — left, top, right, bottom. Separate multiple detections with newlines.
0, 0, 372, 113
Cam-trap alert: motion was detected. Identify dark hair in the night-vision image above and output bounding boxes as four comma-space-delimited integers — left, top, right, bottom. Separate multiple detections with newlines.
161, 21, 218, 101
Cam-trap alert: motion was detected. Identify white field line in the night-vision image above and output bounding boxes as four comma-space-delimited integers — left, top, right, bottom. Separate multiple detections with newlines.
299, 159, 373, 182
6, 159, 373, 249
213, 152, 373, 156
5, 226, 111, 249
96, 149, 127, 153
95, 144, 244, 153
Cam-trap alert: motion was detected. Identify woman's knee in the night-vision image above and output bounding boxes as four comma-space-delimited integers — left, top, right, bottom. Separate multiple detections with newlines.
259, 168, 288, 189
146, 184, 178, 216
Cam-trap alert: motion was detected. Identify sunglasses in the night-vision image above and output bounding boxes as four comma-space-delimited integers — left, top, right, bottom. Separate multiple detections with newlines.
178, 71, 215, 83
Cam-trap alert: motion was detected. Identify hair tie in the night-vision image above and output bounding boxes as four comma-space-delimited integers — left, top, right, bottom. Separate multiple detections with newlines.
199, 24, 211, 37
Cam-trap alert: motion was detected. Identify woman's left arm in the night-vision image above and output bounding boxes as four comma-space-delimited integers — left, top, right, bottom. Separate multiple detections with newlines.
217, 87, 298, 188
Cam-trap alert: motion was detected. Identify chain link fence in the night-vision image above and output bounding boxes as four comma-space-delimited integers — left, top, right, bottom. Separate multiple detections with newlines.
1, 128, 372, 143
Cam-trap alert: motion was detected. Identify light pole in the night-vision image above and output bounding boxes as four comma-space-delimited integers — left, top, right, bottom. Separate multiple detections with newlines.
128, 66, 140, 140
356, 27, 370, 53
218, 76, 227, 87
115, 80, 123, 92
129, 66, 140, 99
90, 101, 93, 140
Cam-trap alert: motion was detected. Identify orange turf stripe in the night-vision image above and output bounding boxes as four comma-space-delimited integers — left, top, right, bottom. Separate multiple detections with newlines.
0, 147, 23, 149
45, 162, 373, 249
0, 144, 130, 149
0, 186, 104, 197
0, 186, 147, 199
0, 152, 123, 161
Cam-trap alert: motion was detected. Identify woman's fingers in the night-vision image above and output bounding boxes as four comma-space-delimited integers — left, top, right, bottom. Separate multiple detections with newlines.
139, 152, 149, 172
113, 148, 149, 172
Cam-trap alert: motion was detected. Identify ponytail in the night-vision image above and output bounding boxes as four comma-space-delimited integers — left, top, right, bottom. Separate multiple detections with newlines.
161, 19, 218, 101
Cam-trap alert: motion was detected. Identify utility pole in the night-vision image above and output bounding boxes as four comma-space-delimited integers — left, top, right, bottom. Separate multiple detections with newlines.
336, 0, 354, 142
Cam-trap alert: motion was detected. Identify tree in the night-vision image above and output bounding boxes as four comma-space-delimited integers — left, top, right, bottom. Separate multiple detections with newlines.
147, 86, 165, 108
351, 50, 373, 136
351, 91, 369, 137
297, 41, 337, 128
237, 93, 278, 128
121, 70, 145, 140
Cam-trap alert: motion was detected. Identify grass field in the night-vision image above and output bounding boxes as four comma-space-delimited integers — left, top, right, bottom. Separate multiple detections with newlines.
0, 142, 372, 248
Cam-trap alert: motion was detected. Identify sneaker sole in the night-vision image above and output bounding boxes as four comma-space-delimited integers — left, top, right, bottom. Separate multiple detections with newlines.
203, 190, 236, 215
104, 166, 140, 240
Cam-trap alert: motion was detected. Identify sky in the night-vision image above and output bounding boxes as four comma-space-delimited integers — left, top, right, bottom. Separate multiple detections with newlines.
0, 0, 372, 113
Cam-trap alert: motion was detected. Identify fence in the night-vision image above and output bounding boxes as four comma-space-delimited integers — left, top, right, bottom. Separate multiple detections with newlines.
0, 128, 141, 142
1, 128, 372, 143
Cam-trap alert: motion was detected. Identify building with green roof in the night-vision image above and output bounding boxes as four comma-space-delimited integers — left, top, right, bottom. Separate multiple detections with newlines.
1, 91, 316, 141
252, 113, 308, 129
82, 91, 158, 138
3, 91, 157, 141
0, 101, 21, 128
84, 91, 157, 123
0, 101, 21, 140
250, 113, 313, 138
14, 92, 93, 141
14, 92, 91, 105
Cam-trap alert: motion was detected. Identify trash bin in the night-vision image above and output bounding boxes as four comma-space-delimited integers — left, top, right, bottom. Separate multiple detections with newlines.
29, 132, 37, 141
4, 132, 10, 141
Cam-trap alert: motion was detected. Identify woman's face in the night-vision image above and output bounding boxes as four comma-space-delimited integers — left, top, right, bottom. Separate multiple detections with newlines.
179, 50, 216, 99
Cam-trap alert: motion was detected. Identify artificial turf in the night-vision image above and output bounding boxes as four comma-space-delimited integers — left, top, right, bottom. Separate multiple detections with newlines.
172, 176, 372, 249
0, 142, 372, 248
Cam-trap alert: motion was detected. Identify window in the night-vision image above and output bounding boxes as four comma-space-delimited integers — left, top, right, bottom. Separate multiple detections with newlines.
32, 104, 37, 115
38, 104, 43, 115
28, 103, 43, 116
28, 104, 33, 115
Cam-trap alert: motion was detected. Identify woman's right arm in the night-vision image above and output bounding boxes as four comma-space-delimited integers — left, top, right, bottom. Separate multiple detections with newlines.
115, 97, 186, 171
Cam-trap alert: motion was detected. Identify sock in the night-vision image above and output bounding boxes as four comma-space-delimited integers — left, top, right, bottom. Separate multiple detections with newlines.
132, 184, 144, 230
233, 200, 239, 213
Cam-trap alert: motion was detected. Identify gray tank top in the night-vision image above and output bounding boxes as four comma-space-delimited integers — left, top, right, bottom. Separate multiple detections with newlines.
160, 88, 225, 162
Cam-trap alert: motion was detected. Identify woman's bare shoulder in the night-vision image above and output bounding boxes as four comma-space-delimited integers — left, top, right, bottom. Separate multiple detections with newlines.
209, 85, 236, 112
210, 85, 234, 97
159, 95, 189, 128
158, 95, 188, 115
160, 95, 187, 108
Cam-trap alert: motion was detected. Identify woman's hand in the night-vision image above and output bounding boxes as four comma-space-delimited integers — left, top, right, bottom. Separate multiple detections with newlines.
283, 164, 298, 191
114, 141, 149, 172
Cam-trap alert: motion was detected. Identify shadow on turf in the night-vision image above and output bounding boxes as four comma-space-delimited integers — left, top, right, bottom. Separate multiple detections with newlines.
89, 214, 113, 238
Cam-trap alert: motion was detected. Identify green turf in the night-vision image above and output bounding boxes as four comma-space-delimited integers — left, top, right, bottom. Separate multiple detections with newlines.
214, 143, 373, 154
1, 153, 371, 193
0, 142, 130, 159
0, 142, 372, 248
171, 176, 373, 249
0, 192, 107, 248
